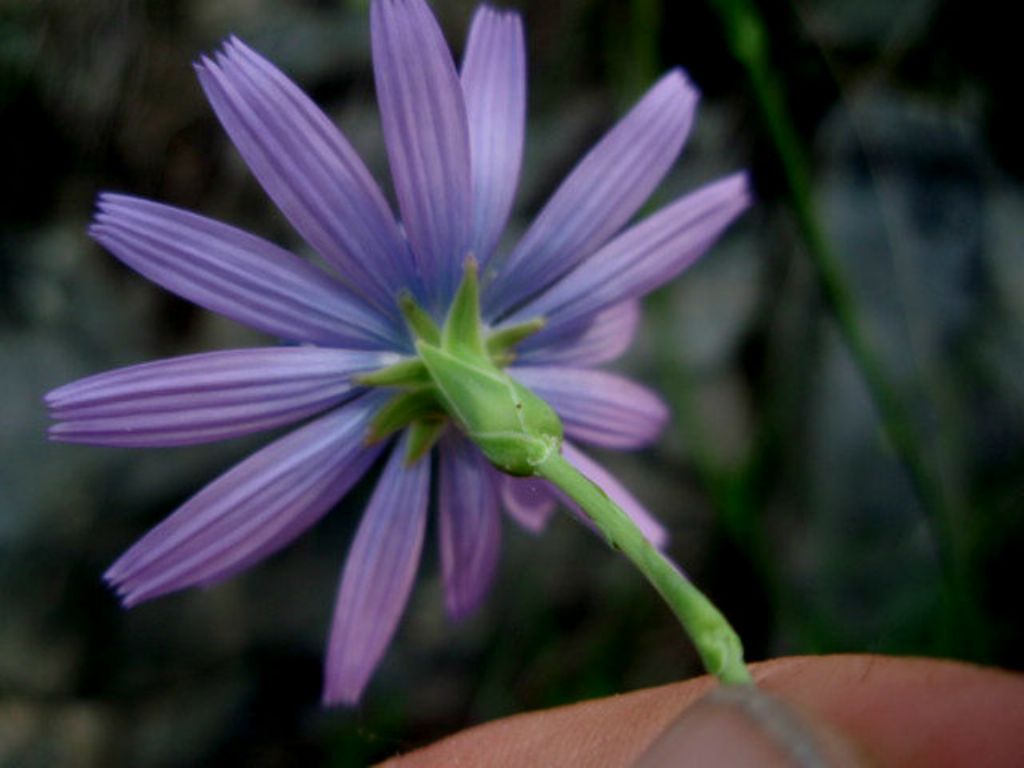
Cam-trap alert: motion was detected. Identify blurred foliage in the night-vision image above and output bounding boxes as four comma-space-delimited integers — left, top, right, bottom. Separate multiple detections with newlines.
1, 0, 1021, 765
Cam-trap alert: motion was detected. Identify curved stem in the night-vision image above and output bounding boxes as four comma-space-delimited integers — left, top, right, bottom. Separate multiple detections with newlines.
535, 450, 753, 686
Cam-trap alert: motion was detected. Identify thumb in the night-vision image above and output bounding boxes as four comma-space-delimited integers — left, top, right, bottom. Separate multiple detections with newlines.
635, 685, 866, 768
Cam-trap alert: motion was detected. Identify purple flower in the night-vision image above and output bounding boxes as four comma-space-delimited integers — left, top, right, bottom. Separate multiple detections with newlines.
46, 0, 749, 704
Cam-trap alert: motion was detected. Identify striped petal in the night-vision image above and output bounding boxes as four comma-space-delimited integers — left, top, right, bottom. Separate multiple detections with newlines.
510, 366, 668, 450
515, 300, 641, 367
557, 442, 668, 549
91, 195, 395, 349
461, 6, 526, 264
46, 348, 393, 447
487, 70, 698, 317
500, 474, 556, 533
372, 0, 472, 305
105, 393, 387, 606
324, 431, 430, 704
510, 173, 751, 342
438, 434, 502, 620
195, 39, 417, 311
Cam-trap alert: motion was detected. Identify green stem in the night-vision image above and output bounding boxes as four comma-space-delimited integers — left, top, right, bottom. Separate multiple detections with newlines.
705, 0, 981, 658
535, 450, 753, 686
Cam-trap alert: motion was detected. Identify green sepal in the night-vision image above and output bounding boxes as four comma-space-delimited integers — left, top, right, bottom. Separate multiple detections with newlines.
417, 341, 562, 475
367, 388, 442, 443
404, 419, 446, 465
486, 317, 546, 362
354, 358, 430, 388
399, 292, 441, 345
441, 257, 487, 360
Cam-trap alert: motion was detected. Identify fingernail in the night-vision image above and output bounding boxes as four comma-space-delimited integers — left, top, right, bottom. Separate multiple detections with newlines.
633, 685, 865, 768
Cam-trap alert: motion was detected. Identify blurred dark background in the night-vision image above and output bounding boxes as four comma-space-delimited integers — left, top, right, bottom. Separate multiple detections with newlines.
2, 0, 1021, 765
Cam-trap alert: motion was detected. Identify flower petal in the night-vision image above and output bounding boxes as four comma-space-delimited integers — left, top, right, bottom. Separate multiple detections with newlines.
372, 0, 472, 305
90, 195, 396, 348
556, 441, 668, 549
510, 366, 668, 450
515, 300, 641, 367
324, 431, 430, 705
438, 434, 502, 620
487, 70, 698, 317
500, 474, 556, 533
510, 173, 751, 342
195, 39, 418, 311
46, 348, 394, 447
105, 393, 388, 606
461, 6, 526, 264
